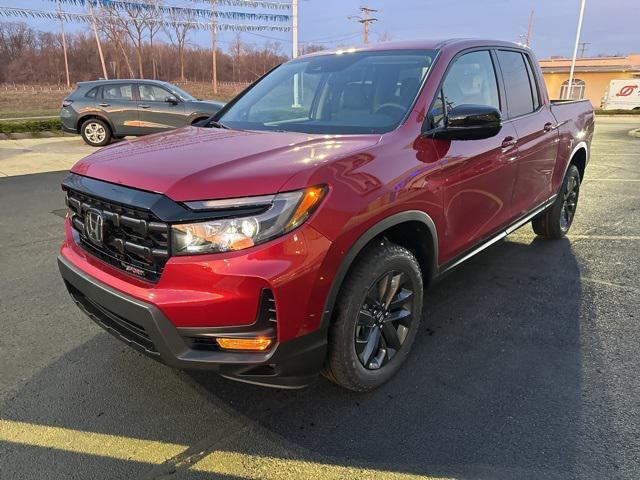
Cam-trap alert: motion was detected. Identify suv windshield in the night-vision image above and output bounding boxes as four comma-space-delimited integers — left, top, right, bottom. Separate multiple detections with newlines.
218, 49, 437, 134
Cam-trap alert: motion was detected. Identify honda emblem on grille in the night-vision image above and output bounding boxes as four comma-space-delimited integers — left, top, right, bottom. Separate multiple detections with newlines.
84, 209, 105, 245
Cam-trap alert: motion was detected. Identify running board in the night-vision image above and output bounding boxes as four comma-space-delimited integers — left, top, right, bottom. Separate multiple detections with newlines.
438, 195, 557, 276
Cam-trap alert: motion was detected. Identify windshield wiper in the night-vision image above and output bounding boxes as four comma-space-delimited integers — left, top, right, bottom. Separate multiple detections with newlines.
198, 119, 229, 129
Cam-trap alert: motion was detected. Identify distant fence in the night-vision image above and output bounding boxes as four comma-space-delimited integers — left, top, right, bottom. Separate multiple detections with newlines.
1, 84, 71, 93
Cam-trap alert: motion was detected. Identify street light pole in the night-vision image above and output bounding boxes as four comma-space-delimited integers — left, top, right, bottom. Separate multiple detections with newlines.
566, 0, 586, 99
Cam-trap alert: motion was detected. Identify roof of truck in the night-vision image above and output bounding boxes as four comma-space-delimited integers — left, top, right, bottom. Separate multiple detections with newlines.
298, 38, 528, 58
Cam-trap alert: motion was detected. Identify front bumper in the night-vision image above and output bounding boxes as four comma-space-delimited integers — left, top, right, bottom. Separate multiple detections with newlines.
58, 255, 327, 388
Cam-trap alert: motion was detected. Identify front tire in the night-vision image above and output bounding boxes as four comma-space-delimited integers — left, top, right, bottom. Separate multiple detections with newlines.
80, 119, 112, 147
532, 164, 581, 238
323, 241, 423, 391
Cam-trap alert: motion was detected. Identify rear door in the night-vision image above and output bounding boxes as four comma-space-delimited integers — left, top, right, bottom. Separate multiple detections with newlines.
433, 49, 519, 260
136, 83, 187, 133
99, 83, 139, 136
495, 49, 559, 217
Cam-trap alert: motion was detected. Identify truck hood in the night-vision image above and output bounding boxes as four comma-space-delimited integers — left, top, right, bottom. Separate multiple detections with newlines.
71, 126, 381, 201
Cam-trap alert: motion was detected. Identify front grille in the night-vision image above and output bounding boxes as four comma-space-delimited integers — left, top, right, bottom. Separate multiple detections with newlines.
66, 189, 169, 282
65, 281, 159, 355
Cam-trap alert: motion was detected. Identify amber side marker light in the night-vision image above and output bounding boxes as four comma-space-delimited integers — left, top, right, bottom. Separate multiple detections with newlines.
216, 337, 273, 351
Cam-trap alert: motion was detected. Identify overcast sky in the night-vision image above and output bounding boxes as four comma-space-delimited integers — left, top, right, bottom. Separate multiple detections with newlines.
16, 0, 640, 58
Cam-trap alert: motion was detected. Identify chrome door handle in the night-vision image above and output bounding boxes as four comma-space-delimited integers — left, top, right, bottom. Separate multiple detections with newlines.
501, 137, 517, 149
138, 104, 150, 109
98, 103, 110, 107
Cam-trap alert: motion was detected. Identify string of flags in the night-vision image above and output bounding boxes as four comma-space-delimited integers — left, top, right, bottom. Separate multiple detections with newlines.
0, 6, 292, 31
46, 0, 291, 10
41, 0, 291, 21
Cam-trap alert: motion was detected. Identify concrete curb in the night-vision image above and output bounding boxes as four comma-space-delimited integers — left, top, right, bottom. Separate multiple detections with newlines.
628, 128, 640, 138
0, 131, 74, 141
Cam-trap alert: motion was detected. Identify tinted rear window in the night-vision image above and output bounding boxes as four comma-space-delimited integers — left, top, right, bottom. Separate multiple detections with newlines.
497, 50, 535, 118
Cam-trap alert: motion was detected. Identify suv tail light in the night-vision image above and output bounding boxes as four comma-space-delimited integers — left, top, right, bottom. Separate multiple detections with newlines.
62, 99, 73, 108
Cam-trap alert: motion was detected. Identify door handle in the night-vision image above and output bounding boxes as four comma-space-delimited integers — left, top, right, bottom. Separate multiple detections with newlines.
543, 122, 554, 132
98, 103, 110, 107
138, 104, 150, 109
501, 136, 517, 149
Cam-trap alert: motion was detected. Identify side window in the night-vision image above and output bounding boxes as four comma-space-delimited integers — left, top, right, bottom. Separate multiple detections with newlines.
103, 84, 134, 101
85, 87, 99, 99
430, 50, 500, 129
496, 50, 535, 117
523, 54, 541, 109
139, 84, 172, 102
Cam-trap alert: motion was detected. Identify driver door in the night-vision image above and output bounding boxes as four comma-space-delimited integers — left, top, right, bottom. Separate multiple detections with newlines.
136, 83, 187, 133
433, 50, 519, 261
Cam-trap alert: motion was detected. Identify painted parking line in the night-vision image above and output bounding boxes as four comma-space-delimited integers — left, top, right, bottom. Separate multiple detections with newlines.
190, 451, 452, 479
0, 419, 187, 465
0, 419, 452, 479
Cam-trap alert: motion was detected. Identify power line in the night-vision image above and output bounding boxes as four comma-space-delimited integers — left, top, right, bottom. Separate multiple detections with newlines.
348, 6, 377, 44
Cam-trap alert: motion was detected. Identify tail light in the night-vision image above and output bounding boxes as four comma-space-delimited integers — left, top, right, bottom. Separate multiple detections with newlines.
62, 99, 73, 108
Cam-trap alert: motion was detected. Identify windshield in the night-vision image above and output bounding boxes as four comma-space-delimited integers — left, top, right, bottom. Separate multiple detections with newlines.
166, 83, 196, 101
218, 49, 436, 134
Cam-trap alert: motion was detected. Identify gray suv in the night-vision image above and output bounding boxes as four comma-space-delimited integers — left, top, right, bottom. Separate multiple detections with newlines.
60, 80, 225, 146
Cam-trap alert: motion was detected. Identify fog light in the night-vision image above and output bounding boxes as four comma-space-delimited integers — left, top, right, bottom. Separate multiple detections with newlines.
216, 337, 272, 351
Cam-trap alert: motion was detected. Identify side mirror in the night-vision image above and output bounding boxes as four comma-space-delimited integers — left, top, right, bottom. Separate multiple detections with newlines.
165, 95, 179, 105
427, 104, 502, 141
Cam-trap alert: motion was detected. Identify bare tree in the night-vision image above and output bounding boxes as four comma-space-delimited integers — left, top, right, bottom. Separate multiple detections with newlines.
116, 1, 155, 77
377, 31, 392, 42
145, 0, 163, 79
230, 33, 244, 82
96, 8, 135, 78
164, 10, 194, 82
299, 43, 325, 55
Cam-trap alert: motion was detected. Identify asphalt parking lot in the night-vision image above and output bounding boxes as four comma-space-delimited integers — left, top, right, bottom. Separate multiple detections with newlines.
1, 120, 639, 479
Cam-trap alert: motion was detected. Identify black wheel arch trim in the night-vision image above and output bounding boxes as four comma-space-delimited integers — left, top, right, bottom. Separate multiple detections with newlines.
320, 210, 438, 330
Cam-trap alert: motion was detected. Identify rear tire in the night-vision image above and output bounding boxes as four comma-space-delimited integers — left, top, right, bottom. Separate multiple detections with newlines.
323, 241, 423, 391
80, 118, 112, 147
532, 164, 581, 239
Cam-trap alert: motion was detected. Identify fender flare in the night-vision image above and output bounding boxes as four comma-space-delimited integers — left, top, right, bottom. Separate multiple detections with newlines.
564, 140, 589, 178
320, 210, 438, 329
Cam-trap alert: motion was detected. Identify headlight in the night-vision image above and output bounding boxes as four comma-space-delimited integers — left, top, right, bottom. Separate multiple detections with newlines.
171, 186, 327, 255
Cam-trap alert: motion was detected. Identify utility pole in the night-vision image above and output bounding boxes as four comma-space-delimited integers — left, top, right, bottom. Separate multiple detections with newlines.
291, 0, 298, 58
566, 0, 586, 99
58, 6, 70, 87
88, 2, 108, 79
348, 6, 378, 44
578, 42, 591, 58
211, 0, 217, 95
525, 9, 534, 47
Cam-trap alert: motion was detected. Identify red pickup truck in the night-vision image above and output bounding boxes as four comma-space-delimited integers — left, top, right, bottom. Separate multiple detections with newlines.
58, 39, 594, 391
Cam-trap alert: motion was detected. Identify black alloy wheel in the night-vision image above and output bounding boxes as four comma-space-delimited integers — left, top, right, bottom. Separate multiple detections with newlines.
532, 164, 581, 239
323, 241, 423, 391
356, 271, 415, 370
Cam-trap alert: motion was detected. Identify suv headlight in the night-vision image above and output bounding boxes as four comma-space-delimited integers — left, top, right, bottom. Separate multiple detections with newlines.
171, 186, 327, 255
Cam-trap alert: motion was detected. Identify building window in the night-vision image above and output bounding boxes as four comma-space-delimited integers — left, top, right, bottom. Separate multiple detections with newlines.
560, 78, 586, 100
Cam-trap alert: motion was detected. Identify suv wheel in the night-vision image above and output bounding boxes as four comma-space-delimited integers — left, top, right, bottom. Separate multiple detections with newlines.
81, 119, 112, 147
532, 164, 581, 239
323, 241, 423, 391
